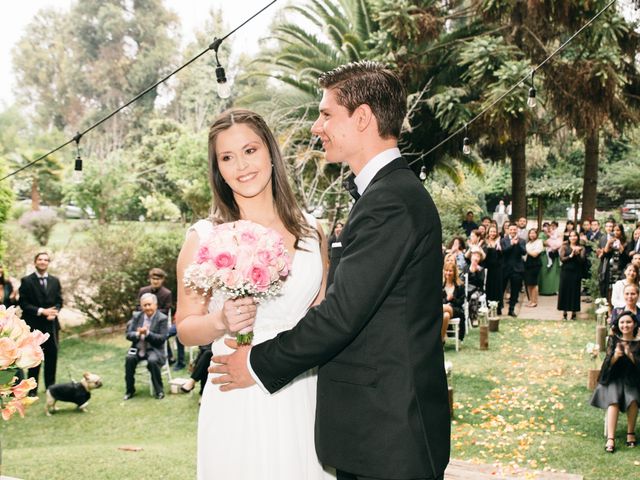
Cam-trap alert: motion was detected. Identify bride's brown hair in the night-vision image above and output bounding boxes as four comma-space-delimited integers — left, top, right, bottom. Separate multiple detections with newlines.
208, 109, 314, 249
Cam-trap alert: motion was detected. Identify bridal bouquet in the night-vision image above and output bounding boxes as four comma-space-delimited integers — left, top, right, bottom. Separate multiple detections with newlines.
183, 220, 292, 345
0, 306, 49, 420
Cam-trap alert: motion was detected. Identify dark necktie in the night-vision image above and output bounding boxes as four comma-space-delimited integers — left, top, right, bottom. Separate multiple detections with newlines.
343, 174, 360, 201
39, 277, 47, 289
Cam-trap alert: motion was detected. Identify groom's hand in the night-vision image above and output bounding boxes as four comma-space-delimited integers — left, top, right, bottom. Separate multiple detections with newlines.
209, 338, 256, 391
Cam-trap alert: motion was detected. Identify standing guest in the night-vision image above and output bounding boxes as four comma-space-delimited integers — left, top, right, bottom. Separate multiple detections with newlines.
610, 284, 640, 326
580, 219, 591, 236
327, 221, 344, 246
589, 219, 604, 244
495, 200, 506, 214
461, 211, 478, 237
632, 253, 640, 271
477, 224, 487, 238
465, 251, 486, 325
483, 225, 504, 313
500, 224, 526, 317
18, 252, 63, 396
610, 264, 639, 309
138, 268, 183, 371
597, 219, 617, 298
539, 221, 562, 295
0, 264, 17, 308
590, 311, 640, 453
500, 220, 511, 238
124, 293, 168, 400
442, 260, 466, 342
557, 231, 586, 320
516, 216, 528, 241
480, 216, 491, 230
524, 229, 543, 308
602, 224, 628, 297
563, 220, 576, 243
624, 228, 640, 262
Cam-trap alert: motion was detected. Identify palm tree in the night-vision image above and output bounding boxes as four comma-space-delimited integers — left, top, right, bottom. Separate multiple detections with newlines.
10, 150, 63, 210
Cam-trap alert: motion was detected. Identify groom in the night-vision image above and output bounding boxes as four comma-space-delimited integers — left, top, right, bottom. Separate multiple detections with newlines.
211, 61, 450, 480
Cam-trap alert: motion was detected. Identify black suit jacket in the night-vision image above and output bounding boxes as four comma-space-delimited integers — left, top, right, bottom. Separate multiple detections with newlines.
250, 157, 450, 479
126, 311, 168, 362
18, 272, 63, 336
500, 236, 526, 275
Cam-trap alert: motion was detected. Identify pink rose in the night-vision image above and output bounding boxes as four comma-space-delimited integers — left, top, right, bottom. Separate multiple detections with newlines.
196, 245, 213, 264
240, 230, 259, 245
219, 269, 242, 289
0, 337, 18, 369
257, 249, 274, 266
213, 252, 236, 269
249, 265, 271, 292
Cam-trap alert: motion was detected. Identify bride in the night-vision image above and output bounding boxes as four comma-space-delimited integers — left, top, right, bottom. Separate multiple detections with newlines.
175, 109, 334, 479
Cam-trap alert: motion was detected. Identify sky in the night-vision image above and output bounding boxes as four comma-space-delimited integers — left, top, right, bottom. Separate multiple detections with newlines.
0, 0, 283, 107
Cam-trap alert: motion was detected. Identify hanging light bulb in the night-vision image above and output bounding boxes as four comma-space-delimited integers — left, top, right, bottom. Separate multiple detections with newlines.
216, 65, 231, 99
527, 71, 537, 108
462, 124, 471, 155
419, 165, 427, 181
211, 37, 231, 99
72, 132, 83, 183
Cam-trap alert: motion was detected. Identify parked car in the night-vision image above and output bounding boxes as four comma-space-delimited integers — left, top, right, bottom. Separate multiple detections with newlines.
62, 203, 95, 219
620, 199, 640, 222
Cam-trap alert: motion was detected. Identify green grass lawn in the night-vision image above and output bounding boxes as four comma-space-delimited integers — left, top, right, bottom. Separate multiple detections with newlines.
2, 334, 198, 480
3, 318, 637, 480
447, 317, 640, 480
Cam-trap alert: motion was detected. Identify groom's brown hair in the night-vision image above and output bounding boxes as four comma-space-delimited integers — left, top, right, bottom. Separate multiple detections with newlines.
318, 61, 407, 139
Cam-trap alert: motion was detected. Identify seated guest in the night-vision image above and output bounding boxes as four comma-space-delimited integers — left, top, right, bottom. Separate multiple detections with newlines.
524, 229, 543, 308
465, 251, 486, 325
610, 284, 640, 327
465, 229, 486, 262
446, 236, 467, 278
590, 311, 640, 453
442, 260, 466, 343
611, 264, 639, 309
180, 344, 213, 396
138, 268, 184, 371
124, 293, 168, 400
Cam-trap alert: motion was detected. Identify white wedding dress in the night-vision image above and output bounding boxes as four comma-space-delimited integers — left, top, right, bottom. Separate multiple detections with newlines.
192, 215, 335, 480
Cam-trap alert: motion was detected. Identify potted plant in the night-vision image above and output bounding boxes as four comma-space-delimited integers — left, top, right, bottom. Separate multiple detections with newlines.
487, 300, 500, 332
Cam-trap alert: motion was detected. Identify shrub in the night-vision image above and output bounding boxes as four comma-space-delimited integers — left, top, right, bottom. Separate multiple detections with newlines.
426, 180, 483, 244
72, 224, 184, 325
140, 193, 181, 222
18, 209, 59, 245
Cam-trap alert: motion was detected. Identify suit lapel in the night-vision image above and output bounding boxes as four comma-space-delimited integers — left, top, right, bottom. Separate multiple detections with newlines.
360, 157, 409, 198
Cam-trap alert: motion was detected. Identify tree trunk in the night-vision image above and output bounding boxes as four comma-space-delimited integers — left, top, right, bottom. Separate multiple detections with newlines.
99, 205, 107, 225
581, 128, 599, 222
31, 177, 40, 211
508, 116, 527, 220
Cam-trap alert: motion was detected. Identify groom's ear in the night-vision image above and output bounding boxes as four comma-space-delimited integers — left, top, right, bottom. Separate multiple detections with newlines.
354, 104, 375, 133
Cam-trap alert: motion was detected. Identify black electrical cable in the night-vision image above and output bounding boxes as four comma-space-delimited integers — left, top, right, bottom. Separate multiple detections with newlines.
0, 0, 278, 182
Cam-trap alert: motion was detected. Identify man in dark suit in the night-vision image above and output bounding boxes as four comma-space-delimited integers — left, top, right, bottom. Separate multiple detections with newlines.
500, 224, 526, 317
137, 268, 183, 370
124, 293, 168, 400
19, 252, 63, 396
211, 61, 450, 480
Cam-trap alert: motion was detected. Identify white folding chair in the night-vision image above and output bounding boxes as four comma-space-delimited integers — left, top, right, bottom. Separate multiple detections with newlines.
446, 317, 461, 352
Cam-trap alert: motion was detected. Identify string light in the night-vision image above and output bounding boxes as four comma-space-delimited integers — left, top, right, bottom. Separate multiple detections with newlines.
462, 125, 471, 155
419, 165, 427, 181
527, 71, 537, 108
211, 37, 231, 99
72, 132, 83, 183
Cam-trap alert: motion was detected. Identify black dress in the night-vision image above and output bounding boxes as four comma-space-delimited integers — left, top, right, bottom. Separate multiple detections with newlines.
466, 267, 485, 324
524, 243, 543, 287
483, 242, 503, 307
557, 245, 585, 312
591, 336, 640, 412
443, 283, 466, 340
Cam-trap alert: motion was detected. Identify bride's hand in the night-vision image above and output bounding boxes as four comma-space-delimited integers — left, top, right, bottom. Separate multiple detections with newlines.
221, 297, 257, 333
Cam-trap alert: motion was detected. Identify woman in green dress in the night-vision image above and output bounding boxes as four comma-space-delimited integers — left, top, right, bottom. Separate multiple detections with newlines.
539, 221, 562, 295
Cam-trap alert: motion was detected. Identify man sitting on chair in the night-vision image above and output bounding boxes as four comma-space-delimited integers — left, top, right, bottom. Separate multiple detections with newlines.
124, 293, 168, 400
